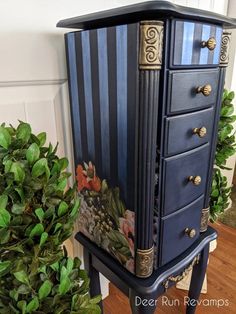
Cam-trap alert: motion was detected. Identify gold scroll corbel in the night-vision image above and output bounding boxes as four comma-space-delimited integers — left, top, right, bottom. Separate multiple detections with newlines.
139, 21, 164, 70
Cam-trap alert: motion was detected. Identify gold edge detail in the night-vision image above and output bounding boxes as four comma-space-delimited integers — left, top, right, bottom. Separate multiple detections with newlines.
220, 30, 231, 67
139, 21, 164, 70
136, 246, 154, 278
163, 254, 201, 291
200, 207, 210, 233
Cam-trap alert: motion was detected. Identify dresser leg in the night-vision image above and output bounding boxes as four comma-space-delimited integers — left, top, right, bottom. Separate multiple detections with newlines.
83, 247, 103, 313
129, 289, 157, 314
186, 244, 209, 314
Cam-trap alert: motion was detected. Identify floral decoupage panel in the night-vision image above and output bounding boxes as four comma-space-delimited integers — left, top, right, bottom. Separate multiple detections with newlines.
76, 162, 135, 273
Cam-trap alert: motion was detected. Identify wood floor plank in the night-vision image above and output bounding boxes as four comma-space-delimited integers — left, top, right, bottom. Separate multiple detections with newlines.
103, 222, 236, 313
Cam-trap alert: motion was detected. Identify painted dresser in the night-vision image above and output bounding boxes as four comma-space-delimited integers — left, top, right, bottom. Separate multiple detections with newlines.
57, 1, 236, 279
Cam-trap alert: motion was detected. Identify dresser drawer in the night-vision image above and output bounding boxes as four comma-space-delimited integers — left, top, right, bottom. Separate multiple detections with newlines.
162, 144, 210, 215
167, 69, 219, 115
171, 20, 222, 68
160, 196, 203, 266
164, 107, 214, 156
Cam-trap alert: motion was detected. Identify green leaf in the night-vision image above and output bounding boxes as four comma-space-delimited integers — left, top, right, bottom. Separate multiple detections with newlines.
35, 208, 44, 222
228, 91, 235, 100
10, 289, 19, 302
17, 284, 31, 294
37, 132, 46, 146
17, 300, 26, 314
26, 297, 39, 313
54, 223, 62, 233
12, 203, 25, 215
59, 277, 71, 295
16, 122, 31, 143
39, 232, 48, 247
26, 143, 40, 164
66, 257, 74, 273
0, 126, 11, 149
70, 198, 80, 218
4, 159, 13, 173
90, 295, 102, 304
0, 195, 8, 209
15, 187, 25, 202
10, 162, 25, 182
14, 270, 29, 285
57, 178, 67, 191
58, 158, 69, 171
32, 158, 48, 178
38, 280, 52, 300
0, 261, 11, 275
29, 223, 44, 238
221, 105, 234, 117
0, 208, 11, 227
57, 201, 69, 217
0, 228, 10, 244
50, 261, 59, 272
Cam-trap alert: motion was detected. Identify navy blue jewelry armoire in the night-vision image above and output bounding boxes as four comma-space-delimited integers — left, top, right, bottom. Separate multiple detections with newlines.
58, 0, 236, 283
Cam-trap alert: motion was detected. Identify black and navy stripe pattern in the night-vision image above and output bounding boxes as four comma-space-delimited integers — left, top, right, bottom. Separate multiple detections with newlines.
173, 20, 222, 66
66, 24, 138, 208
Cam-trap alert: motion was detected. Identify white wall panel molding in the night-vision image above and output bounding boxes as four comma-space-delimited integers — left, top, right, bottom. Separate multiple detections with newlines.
0, 79, 66, 88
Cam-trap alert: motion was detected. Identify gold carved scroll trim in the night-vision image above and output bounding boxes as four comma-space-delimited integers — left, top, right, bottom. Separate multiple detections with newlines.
200, 207, 210, 233
220, 30, 231, 67
139, 21, 164, 70
136, 246, 154, 278
163, 254, 200, 291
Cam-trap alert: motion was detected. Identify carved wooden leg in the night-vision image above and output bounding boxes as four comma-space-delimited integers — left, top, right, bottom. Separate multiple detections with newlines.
186, 244, 209, 314
129, 289, 157, 314
83, 247, 103, 313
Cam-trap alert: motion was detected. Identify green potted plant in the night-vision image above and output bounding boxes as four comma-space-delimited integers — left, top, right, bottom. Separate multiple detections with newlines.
0, 122, 101, 313
210, 90, 236, 222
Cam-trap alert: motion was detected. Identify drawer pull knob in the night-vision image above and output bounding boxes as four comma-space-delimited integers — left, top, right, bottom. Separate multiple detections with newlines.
193, 126, 207, 138
188, 175, 202, 186
201, 37, 216, 50
185, 228, 196, 238
196, 84, 212, 96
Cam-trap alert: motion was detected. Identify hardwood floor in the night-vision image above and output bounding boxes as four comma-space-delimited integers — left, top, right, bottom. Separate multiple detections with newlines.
103, 222, 236, 313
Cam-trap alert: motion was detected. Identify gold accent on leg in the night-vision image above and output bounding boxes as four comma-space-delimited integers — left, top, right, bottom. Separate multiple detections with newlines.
163, 254, 200, 291
220, 30, 231, 67
139, 21, 164, 70
200, 207, 210, 233
136, 246, 154, 278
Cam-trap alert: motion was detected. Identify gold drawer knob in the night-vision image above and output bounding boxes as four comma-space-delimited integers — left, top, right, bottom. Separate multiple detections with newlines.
196, 84, 212, 96
185, 228, 196, 238
193, 126, 207, 138
188, 175, 202, 186
201, 37, 217, 50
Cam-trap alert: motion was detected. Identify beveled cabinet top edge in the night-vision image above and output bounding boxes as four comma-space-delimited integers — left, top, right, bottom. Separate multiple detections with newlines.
57, 0, 236, 30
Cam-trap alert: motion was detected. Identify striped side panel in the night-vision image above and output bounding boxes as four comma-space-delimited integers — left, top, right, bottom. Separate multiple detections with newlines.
116, 25, 128, 199
81, 31, 96, 161
97, 28, 110, 178
75, 32, 89, 162
173, 21, 222, 66
66, 33, 82, 164
66, 24, 138, 209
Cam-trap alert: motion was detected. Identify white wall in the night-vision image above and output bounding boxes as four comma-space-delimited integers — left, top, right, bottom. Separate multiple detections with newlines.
0, 0, 230, 298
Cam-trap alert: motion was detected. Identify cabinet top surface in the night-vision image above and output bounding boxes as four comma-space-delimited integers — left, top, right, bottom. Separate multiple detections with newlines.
57, 0, 236, 30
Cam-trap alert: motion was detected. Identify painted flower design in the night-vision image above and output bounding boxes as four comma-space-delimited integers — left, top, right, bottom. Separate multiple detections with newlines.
119, 210, 135, 257
126, 258, 135, 273
76, 161, 101, 192
76, 161, 135, 273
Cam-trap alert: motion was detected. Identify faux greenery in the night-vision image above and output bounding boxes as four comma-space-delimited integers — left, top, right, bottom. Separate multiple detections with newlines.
210, 90, 236, 222
0, 122, 101, 313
